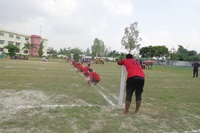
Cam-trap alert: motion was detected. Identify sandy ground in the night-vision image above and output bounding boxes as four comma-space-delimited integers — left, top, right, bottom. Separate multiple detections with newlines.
0, 89, 93, 123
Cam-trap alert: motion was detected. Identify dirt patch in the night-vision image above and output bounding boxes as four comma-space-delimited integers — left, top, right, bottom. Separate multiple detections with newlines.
0, 89, 91, 124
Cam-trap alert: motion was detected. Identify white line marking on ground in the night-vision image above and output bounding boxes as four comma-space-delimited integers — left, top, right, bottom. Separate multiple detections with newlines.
5, 104, 99, 109
98, 84, 118, 100
92, 85, 115, 106
79, 72, 115, 106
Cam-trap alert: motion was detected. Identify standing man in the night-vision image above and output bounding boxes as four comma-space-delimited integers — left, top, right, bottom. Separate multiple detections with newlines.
118, 54, 145, 115
192, 60, 200, 78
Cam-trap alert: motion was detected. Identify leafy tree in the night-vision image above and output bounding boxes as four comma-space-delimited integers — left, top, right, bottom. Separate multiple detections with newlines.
58, 48, 68, 55
22, 42, 37, 55
4, 44, 19, 58
91, 38, 105, 58
174, 45, 199, 61
139, 45, 169, 59
48, 47, 57, 55
38, 41, 44, 57
85, 47, 91, 56
109, 50, 120, 60
73, 53, 80, 62
153, 46, 169, 58
139, 46, 154, 58
70, 48, 83, 54
170, 53, 179, 60
121, 22, 142, 54
116, 53, 126, 62
69, 48, 83, 62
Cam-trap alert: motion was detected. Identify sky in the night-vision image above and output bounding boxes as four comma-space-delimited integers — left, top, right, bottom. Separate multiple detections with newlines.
0, 0, 200, 53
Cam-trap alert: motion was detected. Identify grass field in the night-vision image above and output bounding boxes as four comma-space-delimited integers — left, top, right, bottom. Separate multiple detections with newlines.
0, 57, 200, 133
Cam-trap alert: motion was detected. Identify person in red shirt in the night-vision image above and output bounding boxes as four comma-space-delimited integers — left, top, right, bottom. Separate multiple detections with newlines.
118, 54, 145, 115
87, 68, 100, 85
83, 64, 90, 77
76, 62, 84, 73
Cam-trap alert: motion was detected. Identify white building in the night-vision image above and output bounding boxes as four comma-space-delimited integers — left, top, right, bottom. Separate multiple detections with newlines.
0, 28, 48, 56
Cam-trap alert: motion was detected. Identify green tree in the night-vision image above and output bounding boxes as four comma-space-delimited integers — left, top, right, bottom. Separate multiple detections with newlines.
139, 46, 154, 58
91, 38, 105, 58
121, 22, 142, 54
70, 48, 83, 62
153, 46, 169, 59
109, 50, 120, 60
85, 47, 91, 56
4, 44, 19, 58
22, 42, 37, 55
174, 45, 199, 61
70, 48, 83, 55
58, 48, 68, 55
38, 41, 44, 57
48, 47, 57, 55
139, 45, 169, 59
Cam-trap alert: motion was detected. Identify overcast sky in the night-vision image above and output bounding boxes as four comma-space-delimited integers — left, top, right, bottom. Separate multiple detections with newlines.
1, 0, 200, 53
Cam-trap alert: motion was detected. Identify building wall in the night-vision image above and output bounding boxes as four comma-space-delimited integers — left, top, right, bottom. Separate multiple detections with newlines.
0, 29, 48, 56
30, 35, 41, 56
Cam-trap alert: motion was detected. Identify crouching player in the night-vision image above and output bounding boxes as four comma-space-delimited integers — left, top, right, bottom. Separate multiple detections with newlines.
83, 64, 91, 77
87, 68, 100, 85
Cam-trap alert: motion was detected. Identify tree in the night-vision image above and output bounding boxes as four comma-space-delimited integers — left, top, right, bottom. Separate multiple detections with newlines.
70, 48, 83, 55
38, 41, 44, 57
121, 22, 142, 54
139, 45, 169, 59
139, 46, 154, 58
153, 46, 169, 58
85, 47, 91, 56
172, 45, 199, 61
70, 48, 83, 62
91, 38, 105, 58
22, 42, 37, 55
47, 47, 57, 55
4, 44, 19, 58
109, 50, 120, 60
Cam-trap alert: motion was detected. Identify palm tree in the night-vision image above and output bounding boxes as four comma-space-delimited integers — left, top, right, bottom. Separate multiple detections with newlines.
22, 42, 37, 55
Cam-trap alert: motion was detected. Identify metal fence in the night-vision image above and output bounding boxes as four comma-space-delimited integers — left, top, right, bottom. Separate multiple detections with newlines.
155, 60, 194, 67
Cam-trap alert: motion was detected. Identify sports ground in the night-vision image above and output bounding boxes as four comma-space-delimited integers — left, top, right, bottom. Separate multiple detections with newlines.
0, 58, 200, 133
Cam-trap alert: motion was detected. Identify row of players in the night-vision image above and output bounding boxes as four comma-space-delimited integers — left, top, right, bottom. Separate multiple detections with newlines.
71, 60, 101, 85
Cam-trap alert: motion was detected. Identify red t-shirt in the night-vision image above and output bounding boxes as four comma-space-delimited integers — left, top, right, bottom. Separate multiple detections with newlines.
118, 58, 145, 78
90, 72, 100, 80
83, 66, 90, 74
79, 64, 84, 71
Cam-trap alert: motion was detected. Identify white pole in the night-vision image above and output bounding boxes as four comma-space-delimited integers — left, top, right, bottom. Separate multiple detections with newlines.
118, 65, 126, 106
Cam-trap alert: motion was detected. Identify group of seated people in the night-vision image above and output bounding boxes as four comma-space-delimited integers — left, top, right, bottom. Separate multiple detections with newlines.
71, 60, 101, 85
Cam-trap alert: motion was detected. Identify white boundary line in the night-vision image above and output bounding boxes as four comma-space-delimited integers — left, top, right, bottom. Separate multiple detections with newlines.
79, 73, 115, 106
92, 85, 115, 106
5, 104, 99, 109
98, 84, 118, 100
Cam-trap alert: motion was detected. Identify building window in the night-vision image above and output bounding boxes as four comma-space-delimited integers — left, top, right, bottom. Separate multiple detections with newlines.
9, 34, 14, 38
16, 42, 20, 47
24, 50, 28, 54
25, 37, 29, 41
0, 40, 5, 44
0, 48, 3, 51
8, 41, 14, 44
16, 35, 20, 39
15, 50, 20, 53
0, 32, 4, 36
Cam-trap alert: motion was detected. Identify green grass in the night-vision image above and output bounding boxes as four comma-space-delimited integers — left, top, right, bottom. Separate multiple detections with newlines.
0, 57, 200, 133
